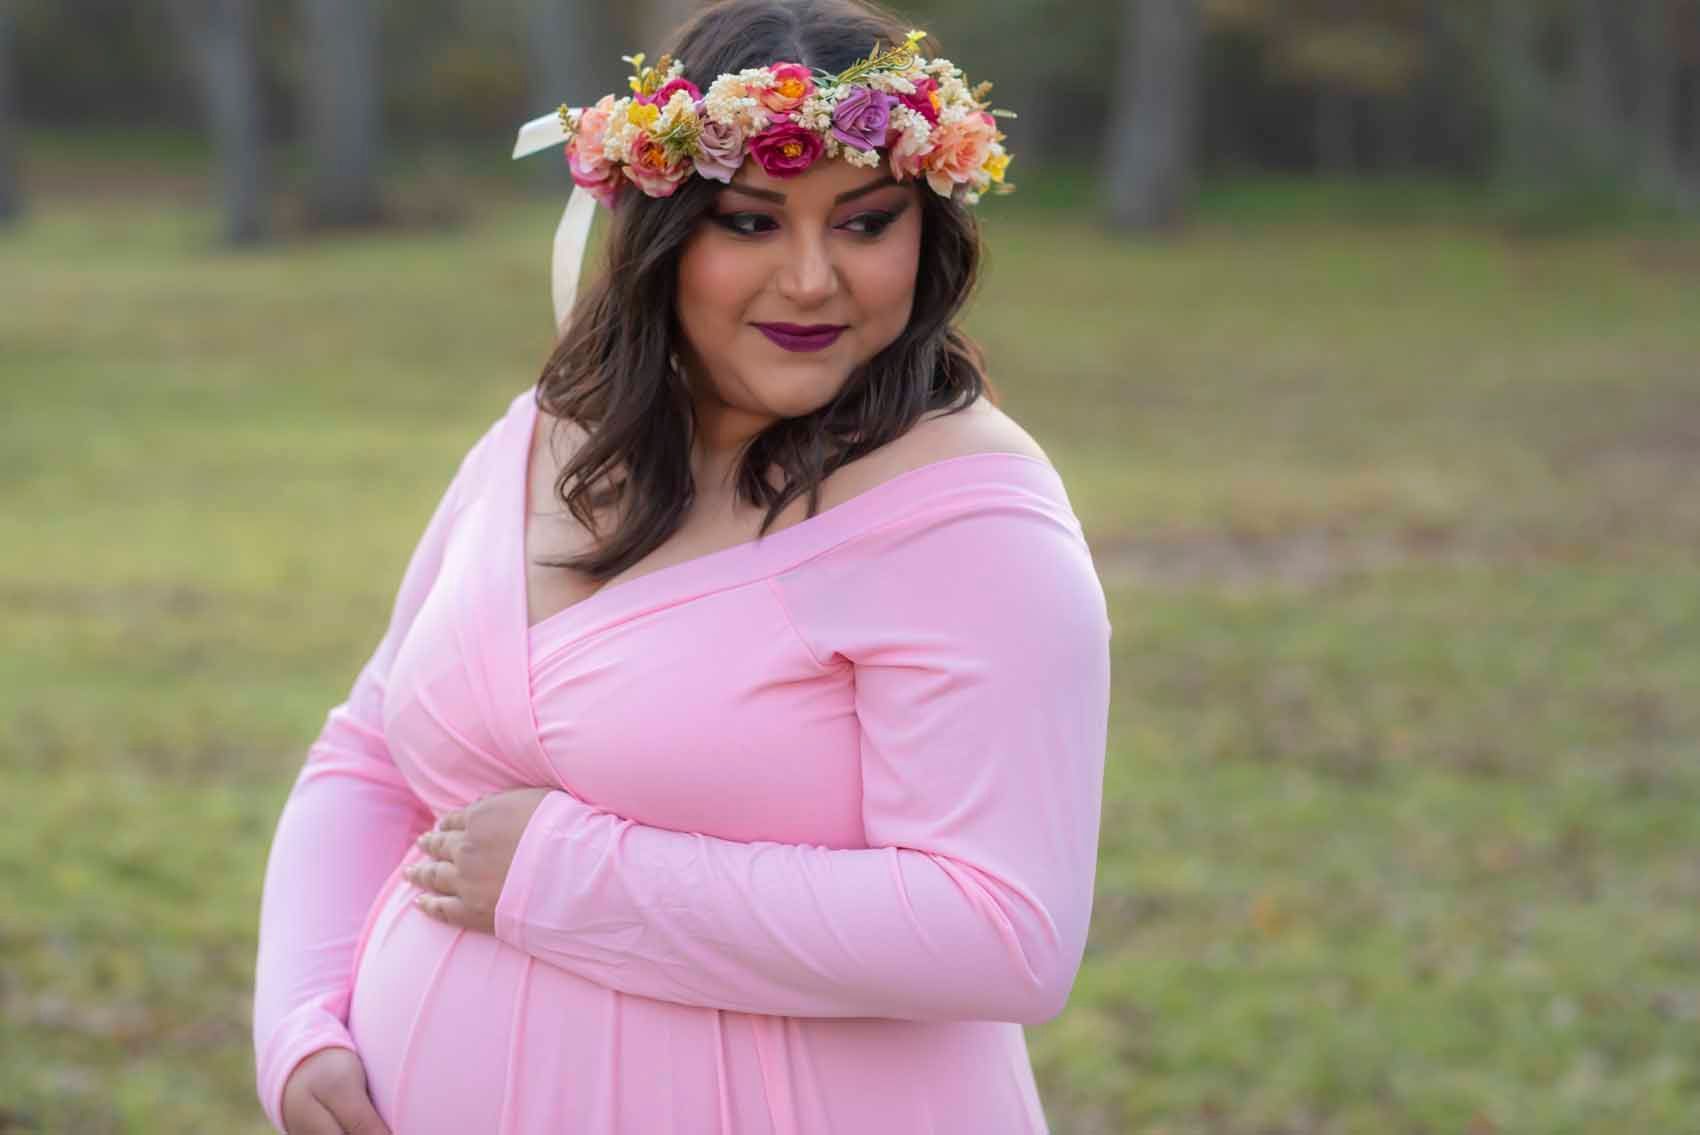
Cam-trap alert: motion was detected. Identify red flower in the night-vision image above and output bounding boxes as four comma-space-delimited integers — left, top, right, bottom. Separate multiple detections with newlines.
897, 77, 941, 126
639, 77, 702, 108
748, 121, 823, 178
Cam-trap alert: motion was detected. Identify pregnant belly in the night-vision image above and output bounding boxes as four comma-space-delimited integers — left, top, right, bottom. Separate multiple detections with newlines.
345, 873, 778, 1134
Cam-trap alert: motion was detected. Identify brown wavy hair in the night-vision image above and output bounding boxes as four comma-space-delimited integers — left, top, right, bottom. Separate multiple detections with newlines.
533, 0, 997, 580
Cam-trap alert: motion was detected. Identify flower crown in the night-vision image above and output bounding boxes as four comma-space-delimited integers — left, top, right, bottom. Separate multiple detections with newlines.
553, 30, 1016, 208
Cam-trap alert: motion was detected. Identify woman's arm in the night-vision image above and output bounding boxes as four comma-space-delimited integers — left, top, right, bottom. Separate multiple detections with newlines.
251, 423, 493, 1130
490, 501, 1113, 1023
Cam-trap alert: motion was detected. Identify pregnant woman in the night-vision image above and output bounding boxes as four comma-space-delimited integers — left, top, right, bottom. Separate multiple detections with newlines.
252, 2, 1112, 1131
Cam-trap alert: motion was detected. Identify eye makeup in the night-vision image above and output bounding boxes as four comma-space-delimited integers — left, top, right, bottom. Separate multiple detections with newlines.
709, 199, 912, 238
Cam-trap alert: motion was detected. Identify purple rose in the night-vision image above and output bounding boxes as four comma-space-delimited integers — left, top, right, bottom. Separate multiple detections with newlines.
831, 85, 896, 152
691, 104, 746, 183
748, 120, 824, 178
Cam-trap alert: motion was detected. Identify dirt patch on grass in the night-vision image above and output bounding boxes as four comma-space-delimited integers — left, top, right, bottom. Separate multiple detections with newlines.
1090, 524, 1509, 590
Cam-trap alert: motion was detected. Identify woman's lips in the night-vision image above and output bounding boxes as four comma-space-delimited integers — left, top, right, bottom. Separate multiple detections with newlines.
754, 323, 847, 353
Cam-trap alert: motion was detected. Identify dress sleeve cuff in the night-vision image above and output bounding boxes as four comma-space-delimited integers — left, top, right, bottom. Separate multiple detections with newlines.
493, 789, 580, 953
256, 1004, 356, 1133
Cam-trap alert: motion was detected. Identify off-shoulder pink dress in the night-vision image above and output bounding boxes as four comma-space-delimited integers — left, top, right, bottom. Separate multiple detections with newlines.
252, 385, 1113, 1134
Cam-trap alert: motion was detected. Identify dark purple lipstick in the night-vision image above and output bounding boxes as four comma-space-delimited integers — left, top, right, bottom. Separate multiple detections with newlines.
754, 322, 847, 352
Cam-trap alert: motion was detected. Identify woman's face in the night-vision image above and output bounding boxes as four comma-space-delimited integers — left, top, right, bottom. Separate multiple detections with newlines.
674, 156, 924, 443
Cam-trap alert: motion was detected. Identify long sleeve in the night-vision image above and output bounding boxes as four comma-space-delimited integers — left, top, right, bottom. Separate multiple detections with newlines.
492, 492, 1113, 1023
251, 423, 495, 1131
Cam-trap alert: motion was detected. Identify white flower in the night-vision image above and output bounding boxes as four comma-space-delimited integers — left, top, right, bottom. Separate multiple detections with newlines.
799, 89, 841, 132
659, 89, 698, 130
862, 70, 917, 96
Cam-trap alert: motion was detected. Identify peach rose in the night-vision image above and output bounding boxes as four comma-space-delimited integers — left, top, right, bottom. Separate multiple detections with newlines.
567, 95, 622, 207
621, 132, 692, 197
921, 113, 996, 197
757, 63, 816, 116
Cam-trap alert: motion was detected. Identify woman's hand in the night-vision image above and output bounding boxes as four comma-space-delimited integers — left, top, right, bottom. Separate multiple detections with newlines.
281, 1047, 391, 1135
408, 788, 553, 934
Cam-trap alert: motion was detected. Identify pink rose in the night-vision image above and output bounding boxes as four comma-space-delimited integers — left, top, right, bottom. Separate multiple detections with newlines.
692, 107, 746, 183
748, 120, 823, 178
622, 132, 693, 197
758, 63, 816, 115
896, 77, 940, 126
567, 94, 622, 207
639, 77, 702, 107
921, 113, 996, 197
887, 123, 930, 181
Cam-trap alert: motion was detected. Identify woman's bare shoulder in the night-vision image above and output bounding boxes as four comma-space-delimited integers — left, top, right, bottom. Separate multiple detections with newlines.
816, 398, 1051, 510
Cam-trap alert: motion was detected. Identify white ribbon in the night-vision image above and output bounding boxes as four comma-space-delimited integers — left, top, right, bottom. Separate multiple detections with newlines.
513, 109, 597, 335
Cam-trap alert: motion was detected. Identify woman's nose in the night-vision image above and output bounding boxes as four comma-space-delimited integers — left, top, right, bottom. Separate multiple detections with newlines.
774, 233, 840, 307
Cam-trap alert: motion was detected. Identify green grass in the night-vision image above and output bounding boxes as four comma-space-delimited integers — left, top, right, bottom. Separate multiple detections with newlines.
2, 158, 1698, 1134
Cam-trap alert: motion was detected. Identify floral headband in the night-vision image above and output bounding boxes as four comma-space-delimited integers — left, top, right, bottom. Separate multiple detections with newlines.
512, 32, 1015, 330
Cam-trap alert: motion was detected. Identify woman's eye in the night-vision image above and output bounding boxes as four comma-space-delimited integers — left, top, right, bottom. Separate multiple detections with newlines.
710, 211, 897, 238
842, 211, 897, 237
713, 213, 777, 237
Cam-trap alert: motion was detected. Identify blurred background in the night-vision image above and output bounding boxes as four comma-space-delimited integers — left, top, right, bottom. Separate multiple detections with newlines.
2, 1, 1698, 1132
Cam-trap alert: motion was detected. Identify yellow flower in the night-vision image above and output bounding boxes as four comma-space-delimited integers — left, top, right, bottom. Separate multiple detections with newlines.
627, 102, 661, 129
983, 150, 1010, 183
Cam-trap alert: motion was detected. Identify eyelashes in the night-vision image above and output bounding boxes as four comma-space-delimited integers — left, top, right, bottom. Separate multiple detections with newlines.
709, 207, 906, 239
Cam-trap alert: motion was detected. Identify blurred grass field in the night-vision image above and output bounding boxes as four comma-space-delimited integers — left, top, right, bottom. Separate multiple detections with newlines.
2, 151, 1698, 1134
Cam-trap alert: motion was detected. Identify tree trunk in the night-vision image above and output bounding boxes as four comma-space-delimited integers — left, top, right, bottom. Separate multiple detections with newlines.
0, 0, 19, 226
1315, 87, 1355, 174
1494, 0, 1547, 187
526, 0, 600, 192
1571, 0, 1624, 172
302, 0, 381, 227
638, 0, 701, 54
1691, 1, 1700, 187
1104, 0, 1202, 232
173, 0, 268, 243
1634, 0, 1683, 198
1417, 0, 1453, 171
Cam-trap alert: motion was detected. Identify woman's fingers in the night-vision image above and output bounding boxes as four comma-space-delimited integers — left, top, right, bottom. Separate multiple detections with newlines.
415, 892, 473, 928
317, 1072, 393, 1135
415, 828, 457, 859
286, 1096, 344, 1135
407, 858, 460, 894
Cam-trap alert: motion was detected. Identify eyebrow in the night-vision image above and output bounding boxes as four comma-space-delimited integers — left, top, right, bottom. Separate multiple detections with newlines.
721, 174, 901, 205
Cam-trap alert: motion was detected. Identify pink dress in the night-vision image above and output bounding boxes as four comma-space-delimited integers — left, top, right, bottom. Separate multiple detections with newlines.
252, 385, 1113, 1134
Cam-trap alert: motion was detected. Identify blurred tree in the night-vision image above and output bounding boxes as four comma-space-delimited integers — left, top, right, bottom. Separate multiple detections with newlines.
1207, 0, 1426, 173
1691, 2, 1700, 186
1414, 0, 1490, 175
1106, 0, 1202, 231
301, 0, 381, 226
1491, 0, 1554, 189
1571, 0, 1615, 158
0, 0, 18, 226
639, 0, 704, 54
170, 0, 269, 243
1634, 0, 1681, 194
525, 0, 611, 192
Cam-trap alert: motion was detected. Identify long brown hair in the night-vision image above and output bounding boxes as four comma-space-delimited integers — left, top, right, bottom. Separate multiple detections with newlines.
534, 0, 997, 580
